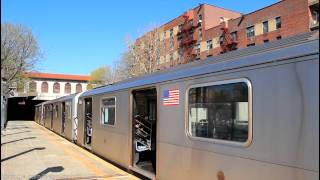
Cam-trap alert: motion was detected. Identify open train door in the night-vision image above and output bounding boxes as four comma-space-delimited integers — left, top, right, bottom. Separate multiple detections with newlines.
131, 88, 157, 179
84, 98, 93, 149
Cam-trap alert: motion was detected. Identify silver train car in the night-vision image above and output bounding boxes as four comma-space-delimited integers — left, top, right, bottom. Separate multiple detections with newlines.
36, 92, 83, 142
35, 32, 319, 180
35, 102, 45, 125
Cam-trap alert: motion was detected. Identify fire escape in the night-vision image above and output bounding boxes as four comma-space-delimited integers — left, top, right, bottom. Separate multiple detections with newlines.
220, 23, 238, 53
177, 10, 199, 64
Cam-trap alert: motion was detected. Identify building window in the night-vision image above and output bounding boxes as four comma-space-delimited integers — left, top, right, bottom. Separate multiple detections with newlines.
189, 28, 194, 35
276, 36, 282, 40
65, 83, 71, 94
29, 81, 37, 93
101, 97, 116, 126
264, 39, 269, 43
198, 28, 202, 40
207, 40, 213, 50
198, 14, 203, 27
170, 28, 174, 38
41, 82, 48, 93
178, 24, 183, 32
276, 17, 281, 29
195, 43, 200, 56
263, 21, 269, 33
246, 26, 255, 38
219, 35, 224, 44
310, 7, 319, 29
231, 31, 237, 41
170, 39, 174, 49
188, 79, 251, 144
17, 83, 25, 93
53, 82, 60, 93
76, 83, 82, 93
247, 43, 255, 47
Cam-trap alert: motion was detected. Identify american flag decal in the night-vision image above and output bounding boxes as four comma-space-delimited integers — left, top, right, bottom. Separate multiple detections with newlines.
162, 89, 180, 106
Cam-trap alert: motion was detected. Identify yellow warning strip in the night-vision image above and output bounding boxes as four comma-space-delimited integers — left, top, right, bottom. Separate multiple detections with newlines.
34, 122, 140, 180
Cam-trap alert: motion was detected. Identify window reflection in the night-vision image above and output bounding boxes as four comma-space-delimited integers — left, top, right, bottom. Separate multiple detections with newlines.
188, 81, 249, 142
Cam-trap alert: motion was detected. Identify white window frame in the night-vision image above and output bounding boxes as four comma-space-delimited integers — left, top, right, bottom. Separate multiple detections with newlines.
246, 26, 255, 38
275, 16, 281, 29
100, 96, 116, 127
185, 78, 253, 147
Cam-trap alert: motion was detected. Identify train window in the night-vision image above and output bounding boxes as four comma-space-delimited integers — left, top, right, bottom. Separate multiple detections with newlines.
66, 101, 72, 119
187, 79, 252, 145
101, 97, 116, 126
55, 105, 59, 118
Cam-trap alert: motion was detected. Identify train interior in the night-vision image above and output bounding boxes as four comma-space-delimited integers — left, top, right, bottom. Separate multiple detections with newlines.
132, 88, 157, 175
84, 98, 93, 149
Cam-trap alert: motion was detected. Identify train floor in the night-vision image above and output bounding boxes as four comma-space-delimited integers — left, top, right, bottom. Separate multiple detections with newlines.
1, 121, 140, 180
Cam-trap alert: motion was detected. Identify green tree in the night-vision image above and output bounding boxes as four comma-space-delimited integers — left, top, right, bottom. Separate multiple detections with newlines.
88, 65, 116, 88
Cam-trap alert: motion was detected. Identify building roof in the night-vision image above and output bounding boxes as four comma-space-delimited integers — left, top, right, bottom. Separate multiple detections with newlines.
26, 72, 90, 81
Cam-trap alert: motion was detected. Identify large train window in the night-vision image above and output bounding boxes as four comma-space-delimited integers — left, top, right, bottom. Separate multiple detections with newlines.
101, 97, 116, 126
187, 78, 252, 146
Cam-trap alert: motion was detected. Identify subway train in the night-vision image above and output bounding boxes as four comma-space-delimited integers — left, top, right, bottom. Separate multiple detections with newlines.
35, 32, 319, 180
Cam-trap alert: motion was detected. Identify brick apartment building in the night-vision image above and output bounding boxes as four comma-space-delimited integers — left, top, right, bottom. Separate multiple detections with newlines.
135, 0, 319, 70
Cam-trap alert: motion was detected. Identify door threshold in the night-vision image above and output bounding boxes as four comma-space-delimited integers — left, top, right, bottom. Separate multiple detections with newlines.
83, 144, 92, 150
130, 165, 155, 180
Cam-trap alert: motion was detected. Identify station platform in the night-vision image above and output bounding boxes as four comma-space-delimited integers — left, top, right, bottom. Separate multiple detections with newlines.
1, 121, 140, 180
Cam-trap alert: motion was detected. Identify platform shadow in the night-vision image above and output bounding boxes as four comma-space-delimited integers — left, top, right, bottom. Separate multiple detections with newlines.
1, 137, 36, 146
4, 126, 30, 130
1, 147, 45, 162
29, 166, 64, 180
1, 130, 31, 136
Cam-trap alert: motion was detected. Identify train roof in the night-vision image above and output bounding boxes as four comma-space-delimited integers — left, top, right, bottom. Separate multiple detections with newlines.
42, 93, 79, 105
35, 102, 46, 107
81, 31, 319, 97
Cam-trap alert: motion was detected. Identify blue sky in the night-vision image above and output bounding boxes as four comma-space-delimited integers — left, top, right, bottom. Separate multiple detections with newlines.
2, 0, 278, 75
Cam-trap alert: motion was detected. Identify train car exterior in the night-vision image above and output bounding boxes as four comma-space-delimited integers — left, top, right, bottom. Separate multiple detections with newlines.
76, 32, 319, 180
43, 102, 53, 130
55, 93, 83, 142
34, 102, 44, 125
38, 93, 84, 142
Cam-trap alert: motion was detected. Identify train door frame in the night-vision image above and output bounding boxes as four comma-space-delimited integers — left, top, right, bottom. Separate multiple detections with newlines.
61, 102, 66, 134
84, 97, 93, 149
129, 86, 158, 179
50, 104, 54, 130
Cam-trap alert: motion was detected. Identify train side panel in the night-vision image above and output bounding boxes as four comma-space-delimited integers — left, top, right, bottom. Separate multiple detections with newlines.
91, 91, 131, 168
64, 100, 74, 141
76, 97, 85, 147
157, 59, 319, 179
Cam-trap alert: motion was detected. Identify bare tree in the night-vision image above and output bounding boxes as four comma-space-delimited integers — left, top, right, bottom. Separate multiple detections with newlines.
1, 23, 41, 96
125, 25, 161, 77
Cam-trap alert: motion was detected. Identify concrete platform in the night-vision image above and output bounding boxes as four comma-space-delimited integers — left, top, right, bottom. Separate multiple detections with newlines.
1, 121, 140, 180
